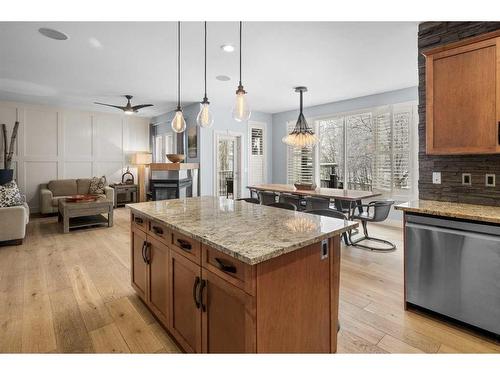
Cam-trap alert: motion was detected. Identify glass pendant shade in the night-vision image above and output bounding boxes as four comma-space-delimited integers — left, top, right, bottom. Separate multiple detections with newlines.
196, 101, 214, 128
232, 87, 251, 122
282, 87, 318, 148
171, 108, 186, 133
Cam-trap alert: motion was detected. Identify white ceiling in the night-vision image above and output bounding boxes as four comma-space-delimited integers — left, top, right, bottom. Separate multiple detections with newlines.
0, 22, 418, 117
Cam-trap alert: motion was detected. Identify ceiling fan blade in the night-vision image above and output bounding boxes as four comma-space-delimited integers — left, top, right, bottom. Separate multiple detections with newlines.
94, 102, 127, 111
131, 104, 154, 111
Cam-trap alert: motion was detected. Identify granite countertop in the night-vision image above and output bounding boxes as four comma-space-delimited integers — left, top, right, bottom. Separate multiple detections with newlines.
127, 196, 358, 265
395, 200, 500, 224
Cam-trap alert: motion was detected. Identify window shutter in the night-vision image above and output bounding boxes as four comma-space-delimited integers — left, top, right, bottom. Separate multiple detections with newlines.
251, 128, 263, 156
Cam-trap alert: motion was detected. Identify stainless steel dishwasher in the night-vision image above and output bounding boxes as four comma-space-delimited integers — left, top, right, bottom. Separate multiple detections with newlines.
405, 214, 500, 336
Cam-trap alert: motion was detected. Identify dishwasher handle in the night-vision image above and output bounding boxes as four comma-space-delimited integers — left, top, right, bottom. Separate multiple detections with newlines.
406, 222, 500, 243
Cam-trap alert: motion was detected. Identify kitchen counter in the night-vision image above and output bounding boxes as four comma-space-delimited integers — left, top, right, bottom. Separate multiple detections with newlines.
127, 196, 357, 265
127, 196, 357, 353
395, 200, 500, 225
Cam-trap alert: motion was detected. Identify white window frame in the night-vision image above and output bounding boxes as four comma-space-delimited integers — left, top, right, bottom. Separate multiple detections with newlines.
286, 101, 418, 200
248, 121, 267, 186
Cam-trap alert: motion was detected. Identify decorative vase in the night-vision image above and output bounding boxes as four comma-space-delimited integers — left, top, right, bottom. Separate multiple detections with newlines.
0, 169, 14, 185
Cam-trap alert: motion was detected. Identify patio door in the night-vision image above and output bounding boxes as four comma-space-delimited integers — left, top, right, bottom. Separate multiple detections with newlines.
215, 133, 242, 199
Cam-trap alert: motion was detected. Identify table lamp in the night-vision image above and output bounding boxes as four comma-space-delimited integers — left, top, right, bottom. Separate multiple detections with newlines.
133, 152, 152, 202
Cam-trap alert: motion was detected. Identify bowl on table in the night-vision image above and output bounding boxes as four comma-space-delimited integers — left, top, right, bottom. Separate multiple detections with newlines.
166, 154, 185, 163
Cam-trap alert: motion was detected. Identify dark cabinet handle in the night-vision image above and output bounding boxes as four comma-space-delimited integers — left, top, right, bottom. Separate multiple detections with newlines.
498, 121, 500, 145
199, 279, 207, 312
214, 257, 237, 274
193, 276, 201, 309
177, 238, 192, 251
145, 242, 151, 264
141, 241, 147, 263
134, 217, 144, 224
152, 225, 163, 235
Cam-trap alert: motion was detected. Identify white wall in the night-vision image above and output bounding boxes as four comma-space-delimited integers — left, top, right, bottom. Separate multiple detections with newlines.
0, 100, 150, 212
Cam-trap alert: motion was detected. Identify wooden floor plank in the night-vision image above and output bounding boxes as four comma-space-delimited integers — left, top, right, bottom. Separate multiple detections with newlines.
21, 249, 57, 353
377, 334, 425, 354
49, 288, 94, 353
105, 297, 163, 353
89, 323, 130, 353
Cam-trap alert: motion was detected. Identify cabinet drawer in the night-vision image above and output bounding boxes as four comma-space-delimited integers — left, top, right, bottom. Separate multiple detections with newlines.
171, 230, 201, 265
132, 212, 147, 231
148, 220, 169, 244
202, 244, 255, 296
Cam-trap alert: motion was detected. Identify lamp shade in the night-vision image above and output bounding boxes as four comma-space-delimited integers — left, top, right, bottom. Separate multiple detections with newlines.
133, 152, 152, 165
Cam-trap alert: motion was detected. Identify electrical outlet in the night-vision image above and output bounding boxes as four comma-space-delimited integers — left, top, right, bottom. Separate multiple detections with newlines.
486, 174, 496, 187
462, 173, 472, 186
432, 172, 441, 184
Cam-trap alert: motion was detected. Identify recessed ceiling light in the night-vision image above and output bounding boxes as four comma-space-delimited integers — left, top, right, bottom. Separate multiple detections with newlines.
221, 44, 235, 53
38, 27, 69, 41
216, 75, 231, 82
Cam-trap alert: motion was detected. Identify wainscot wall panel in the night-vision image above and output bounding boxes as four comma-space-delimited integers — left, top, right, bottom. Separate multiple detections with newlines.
0, 100, 151, 212
419, 22, 500, 206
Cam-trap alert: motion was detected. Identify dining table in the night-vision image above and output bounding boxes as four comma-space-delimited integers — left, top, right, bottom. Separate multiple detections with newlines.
247, 183, 381, 218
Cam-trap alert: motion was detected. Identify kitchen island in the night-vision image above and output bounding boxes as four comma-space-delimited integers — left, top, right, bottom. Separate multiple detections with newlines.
127, 196, 357, 353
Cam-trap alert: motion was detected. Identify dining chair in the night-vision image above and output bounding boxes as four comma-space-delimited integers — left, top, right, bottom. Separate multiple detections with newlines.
248, 188, 259, 199
334, 198, 352, 217
304, 196, 331, 211
305, 208, 350, 245
279, 193, 303, 210
236, 198, 260, 204
267, 202, 297, 211
258, 191, 278, 205
348, 200, 396, 252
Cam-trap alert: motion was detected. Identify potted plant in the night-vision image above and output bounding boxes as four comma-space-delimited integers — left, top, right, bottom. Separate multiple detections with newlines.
1, 121, 19, 185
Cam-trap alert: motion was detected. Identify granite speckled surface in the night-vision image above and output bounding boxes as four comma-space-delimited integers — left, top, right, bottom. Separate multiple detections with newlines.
127, 196, 357, 265
395, 200, 500, 224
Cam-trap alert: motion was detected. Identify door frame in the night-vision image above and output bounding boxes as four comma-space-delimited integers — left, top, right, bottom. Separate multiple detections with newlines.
213, 130, 244, 199
247, 121, 267, 187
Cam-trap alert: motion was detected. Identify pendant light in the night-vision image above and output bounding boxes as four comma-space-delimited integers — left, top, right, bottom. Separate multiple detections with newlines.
282, 87, 318, 148
232, 21, 251, 122
196, 22, 214, 128
171, 21, 186, 133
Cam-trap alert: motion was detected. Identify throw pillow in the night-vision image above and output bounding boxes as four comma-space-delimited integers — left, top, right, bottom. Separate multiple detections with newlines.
0, 180, 23, 208
89, 176, 107, 194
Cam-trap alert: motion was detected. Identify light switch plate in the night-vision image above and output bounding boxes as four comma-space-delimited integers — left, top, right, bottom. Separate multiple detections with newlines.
432, 172, 441, 184
462, 173, 472, 186
486, 174, 496, 187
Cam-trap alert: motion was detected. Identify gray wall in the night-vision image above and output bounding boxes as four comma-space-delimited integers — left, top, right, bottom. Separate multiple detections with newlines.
271, 87, 418, 184
418, 22, 500, 206
152, 103, 272, 197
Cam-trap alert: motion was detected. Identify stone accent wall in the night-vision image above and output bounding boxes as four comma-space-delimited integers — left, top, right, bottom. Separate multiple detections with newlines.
418, 22, 500, 206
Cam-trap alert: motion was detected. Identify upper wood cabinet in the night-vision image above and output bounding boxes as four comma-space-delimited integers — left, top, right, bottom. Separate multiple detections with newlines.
424, 32, 500, 155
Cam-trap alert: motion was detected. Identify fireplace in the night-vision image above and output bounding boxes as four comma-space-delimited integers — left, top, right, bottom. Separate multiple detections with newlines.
149, 164, 199, 201
150, 178, 192, 200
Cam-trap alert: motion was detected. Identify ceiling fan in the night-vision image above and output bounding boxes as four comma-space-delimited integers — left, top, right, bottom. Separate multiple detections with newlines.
94, 95, 153, 115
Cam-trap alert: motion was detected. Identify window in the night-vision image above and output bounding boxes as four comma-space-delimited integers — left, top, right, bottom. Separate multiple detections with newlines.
286, 121, 314, 184
251, 128, 263, 156
153, 135, 163, 163
287, 102, 416, 199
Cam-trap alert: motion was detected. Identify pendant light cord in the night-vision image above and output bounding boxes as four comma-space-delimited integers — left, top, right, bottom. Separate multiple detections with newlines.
239, 21, 242, 86
299, 90, 303, 115
177, 21, 181, 109
204, 21, 207, 99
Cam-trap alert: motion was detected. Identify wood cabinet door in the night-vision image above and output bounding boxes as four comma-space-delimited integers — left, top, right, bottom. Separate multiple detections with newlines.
148, 236, 169, 327
426, 37, 500, 154
131, 227, 148, 301
201, 269, 256, 353
169, 250, 202, 353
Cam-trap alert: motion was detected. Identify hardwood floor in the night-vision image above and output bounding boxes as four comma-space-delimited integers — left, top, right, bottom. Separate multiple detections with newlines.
0, 208, 498, 353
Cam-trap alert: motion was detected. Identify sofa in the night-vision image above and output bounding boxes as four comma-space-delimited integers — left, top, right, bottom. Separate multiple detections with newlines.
40, 178, 114, 214
0, 202, 29, 245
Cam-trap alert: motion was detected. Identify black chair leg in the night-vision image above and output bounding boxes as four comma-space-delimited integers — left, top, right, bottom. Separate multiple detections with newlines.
349, 220, 396, 252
